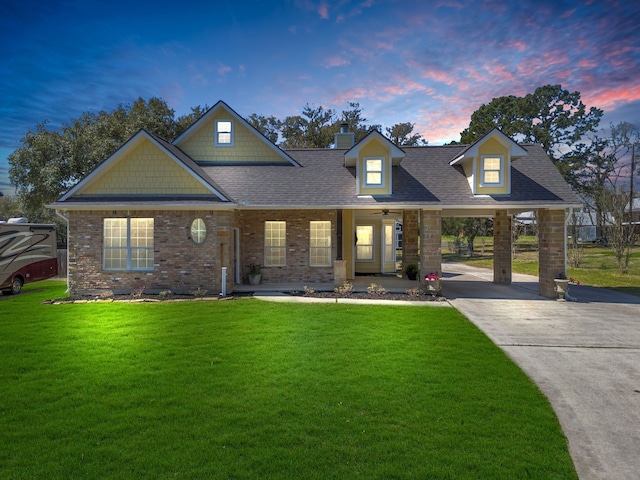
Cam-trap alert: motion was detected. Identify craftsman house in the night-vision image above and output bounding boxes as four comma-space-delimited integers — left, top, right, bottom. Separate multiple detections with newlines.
49, 100, 579, 298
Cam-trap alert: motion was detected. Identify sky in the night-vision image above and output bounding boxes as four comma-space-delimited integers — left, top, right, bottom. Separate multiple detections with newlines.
1, 0, 639, 196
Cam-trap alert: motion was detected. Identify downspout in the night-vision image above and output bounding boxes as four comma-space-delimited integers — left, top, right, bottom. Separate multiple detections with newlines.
565, 207, 572, 275
55, 209, 70, 294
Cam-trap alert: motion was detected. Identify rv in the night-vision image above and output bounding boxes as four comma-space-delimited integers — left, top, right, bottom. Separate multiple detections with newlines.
0, 221, 58, 294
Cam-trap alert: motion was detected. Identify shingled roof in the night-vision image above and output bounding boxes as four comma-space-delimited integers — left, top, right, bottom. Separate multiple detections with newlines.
203, 143, 578, 210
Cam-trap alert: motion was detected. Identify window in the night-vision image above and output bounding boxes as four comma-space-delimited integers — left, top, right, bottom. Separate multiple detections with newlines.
215, 120, 233, 146
310, 221, 331, 267
103, 218, 154, 270
356, 225, 374, 261
190, 218, 206, 244
481, 155, 503, 186
384, 224, 395, 262
364, 158, 383, 186
265, 221, 286, 266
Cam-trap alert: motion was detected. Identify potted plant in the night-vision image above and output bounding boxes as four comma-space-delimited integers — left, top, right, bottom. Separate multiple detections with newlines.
404, 264, 419, 280
247, 263, 262, 285
424, 272, 442, 295
554, 272, 580, 301
553, 272, 570, 300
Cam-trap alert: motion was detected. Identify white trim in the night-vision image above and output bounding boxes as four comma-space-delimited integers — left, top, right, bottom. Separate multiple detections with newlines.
309, 220, 332, 267
363, 156, 385, 188
215, 119, 234, 146
355, 224, 375, 261
264, 221, 287, 267
480, 155, 504, 187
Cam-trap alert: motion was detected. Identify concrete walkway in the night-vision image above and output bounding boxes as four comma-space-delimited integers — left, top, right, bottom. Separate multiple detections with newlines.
444, 263, 640, 480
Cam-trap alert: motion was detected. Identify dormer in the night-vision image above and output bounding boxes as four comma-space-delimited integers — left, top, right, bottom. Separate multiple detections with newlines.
449, 128, 527, 196
344, 130, 405, 196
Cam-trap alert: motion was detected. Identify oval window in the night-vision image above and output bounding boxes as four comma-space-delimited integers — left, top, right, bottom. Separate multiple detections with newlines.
190, 218, 206, 244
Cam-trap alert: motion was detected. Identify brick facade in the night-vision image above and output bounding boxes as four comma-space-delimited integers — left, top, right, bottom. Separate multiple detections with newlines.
68, 209, 236, 296
238, 209, 336, 284
538, 208, 567, 298
493, 210, 512, 284
419, 209, 442, 282
402, 209, 419, 272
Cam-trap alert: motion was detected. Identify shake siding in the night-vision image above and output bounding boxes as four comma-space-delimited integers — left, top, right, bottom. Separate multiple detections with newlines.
179, 111, 288, 163
83, 141, 211, 195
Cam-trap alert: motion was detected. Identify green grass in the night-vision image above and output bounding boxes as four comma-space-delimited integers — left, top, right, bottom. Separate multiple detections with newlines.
443, 236, 640, 297
0, 281, 577, 479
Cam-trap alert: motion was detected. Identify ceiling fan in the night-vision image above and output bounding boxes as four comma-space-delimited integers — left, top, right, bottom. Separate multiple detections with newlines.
379, 209, 402, 216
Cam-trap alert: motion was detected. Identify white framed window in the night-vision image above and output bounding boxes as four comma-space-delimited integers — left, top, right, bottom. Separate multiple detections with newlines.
356, 225, 374, 261
310, 221, 331, 267
265, 221, 286, 266
103, 218, 154, 271
480, 155, 503, 186
215, 119, 233, 146
364, 157, 383, 186
190, 218, 206, 244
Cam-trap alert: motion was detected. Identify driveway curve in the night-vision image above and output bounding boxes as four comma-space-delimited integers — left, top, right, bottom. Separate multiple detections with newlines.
444, 262, 640, 480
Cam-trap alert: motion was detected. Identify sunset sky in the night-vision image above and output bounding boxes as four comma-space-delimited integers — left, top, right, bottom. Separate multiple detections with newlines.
1, 0, 638, 196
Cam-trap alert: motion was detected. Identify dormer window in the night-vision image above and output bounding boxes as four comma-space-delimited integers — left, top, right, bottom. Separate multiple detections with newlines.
480, 155, 503, 187
215, 120, 233, 146
364, 157, 384, 186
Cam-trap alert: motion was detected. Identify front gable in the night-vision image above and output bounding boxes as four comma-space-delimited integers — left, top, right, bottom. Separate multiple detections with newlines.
59, 130, 229, 202
450, 128, 527, 196
345, 130, 405, 196
174, 100, 299, 166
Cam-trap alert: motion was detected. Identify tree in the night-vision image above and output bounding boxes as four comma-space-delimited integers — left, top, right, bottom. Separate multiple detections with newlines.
600, 185, 635, 273
442, 217, 492, 255
566, 122, 639, 241
461, 85, 603, 162
279, 104, 336, 148
385, 122, 427, 146
0, 195, 23, 220
246, 113, 281, 144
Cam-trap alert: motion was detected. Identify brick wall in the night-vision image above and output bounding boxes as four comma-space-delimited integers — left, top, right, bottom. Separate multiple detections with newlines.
538, 208, 566, 298
419, 209, 442, 282
402, 209, 419, 272
238, 210, 336, 283
68, 210, 236, 296
493, 210, 512, 284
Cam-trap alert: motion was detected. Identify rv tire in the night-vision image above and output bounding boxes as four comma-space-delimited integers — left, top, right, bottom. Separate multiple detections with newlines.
10, 277, 23, 295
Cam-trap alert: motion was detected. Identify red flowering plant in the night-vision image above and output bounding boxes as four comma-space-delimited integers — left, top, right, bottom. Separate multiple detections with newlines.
556, 272, 580, 285
424, 272, 440, 281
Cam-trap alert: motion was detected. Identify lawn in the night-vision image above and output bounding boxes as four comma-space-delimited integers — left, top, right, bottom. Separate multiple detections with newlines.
443, 236, 640, 297
0, 281, 577, 479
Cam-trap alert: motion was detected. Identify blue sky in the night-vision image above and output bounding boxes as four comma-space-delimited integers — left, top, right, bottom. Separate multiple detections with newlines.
1, 0, 639, 196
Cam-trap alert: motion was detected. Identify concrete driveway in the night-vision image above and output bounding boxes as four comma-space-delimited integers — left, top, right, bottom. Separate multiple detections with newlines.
443, 263, 640, 480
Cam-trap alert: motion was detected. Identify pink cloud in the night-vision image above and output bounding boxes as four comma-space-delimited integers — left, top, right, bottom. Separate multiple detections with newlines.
584, 85, 640, 111
318, 2, 329, 19
323, 55, 350, 68
578, 59, 598, 68
560, 8, 576, 18
217, 64, 232, 76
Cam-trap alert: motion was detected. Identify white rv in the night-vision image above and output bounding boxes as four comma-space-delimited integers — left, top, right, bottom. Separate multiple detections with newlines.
0, 220, 58, 294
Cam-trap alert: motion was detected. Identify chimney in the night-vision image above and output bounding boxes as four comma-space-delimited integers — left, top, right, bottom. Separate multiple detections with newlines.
334, 123, 355, 148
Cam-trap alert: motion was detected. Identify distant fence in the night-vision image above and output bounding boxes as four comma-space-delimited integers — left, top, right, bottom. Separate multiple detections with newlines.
57, 249, 67, 278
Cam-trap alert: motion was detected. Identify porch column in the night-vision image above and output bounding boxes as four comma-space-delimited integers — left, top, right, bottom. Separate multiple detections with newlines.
419, 209, 441, 281
402, 209, 419, 274
538, 208, 566, 298
493, 210, 512, 284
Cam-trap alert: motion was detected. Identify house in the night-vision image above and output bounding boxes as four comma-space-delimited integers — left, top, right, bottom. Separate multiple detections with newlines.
49, 100, 579, 298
